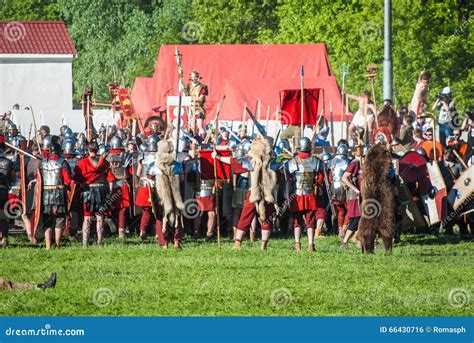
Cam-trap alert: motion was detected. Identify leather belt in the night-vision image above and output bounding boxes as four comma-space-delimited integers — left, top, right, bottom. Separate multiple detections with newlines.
44, 185, 65, 190
89, 183, 106, 188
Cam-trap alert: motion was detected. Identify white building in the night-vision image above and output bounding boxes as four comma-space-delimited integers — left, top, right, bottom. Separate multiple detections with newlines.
0, 20, 85, 133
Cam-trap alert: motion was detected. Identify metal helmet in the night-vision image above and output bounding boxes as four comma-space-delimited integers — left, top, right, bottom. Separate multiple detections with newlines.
50, 142, 62, 156
298, 137, 312, 153
110, 136, 123, 150
148, 134, 159, 152
77, 132, 87, 144
42, 135, 53, 151
106, 125, 117, 136
178, 137, 190, 152
63, 127, 73, 138
116, 128, 126, 140
60, 125, 69, 136
63, 139, 76, 155
336, 144, 349, 157
228, 138, 238, 150
416, 148, 428, 158
99, 124, 106, 133
139, 143, 148, 152
321, 151, 332, 162
97, 144, 108, 156
39, 125, 50, 136
277, 139, 291, 152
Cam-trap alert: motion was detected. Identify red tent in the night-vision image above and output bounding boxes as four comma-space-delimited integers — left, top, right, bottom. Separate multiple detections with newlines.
131, 44, 346, 124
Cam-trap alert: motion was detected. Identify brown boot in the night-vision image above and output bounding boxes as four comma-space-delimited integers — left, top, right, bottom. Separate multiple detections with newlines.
315, 228, 324, 238
308, 244, 315, 252
294, 242, 301, 251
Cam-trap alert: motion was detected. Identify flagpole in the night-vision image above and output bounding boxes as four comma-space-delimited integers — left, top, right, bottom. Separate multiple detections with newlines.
300, 65, 304, 138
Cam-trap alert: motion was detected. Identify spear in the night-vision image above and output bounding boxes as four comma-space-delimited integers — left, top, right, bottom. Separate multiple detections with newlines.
5, 141, 40, 160
212, 96, 226, 248
25, 105, 43, 156
300, 65, 305, 137
329, 101, 335, 148
241, 102, 247, 137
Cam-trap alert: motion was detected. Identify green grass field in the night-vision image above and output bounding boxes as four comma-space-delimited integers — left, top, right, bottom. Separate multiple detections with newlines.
1, 234, 472, 316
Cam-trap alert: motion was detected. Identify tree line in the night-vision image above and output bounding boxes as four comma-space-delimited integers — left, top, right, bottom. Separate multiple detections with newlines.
2, 0, 472, 112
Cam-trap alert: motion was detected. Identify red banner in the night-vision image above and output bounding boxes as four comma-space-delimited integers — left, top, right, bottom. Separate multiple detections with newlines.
280, 88, 320, 126
199, 149, 231, 181
117, 88, 138, 120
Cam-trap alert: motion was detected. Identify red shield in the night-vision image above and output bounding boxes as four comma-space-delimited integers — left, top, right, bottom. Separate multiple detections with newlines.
32, 171, 42, 237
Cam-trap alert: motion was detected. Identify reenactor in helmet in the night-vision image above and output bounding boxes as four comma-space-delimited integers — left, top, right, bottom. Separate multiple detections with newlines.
135, 134, 161, 239
287, 137, 326, 251
340, 144, 365, 249
230, 140, 252, 239
73, 142, 114, 247
38, 125, 50, 139
214, 136, 277, 250
327, 144, 351, 237
63, 139, 80, 236
0, 134, 15, 248
107, 136, 132, 239
36, 142, 73, 249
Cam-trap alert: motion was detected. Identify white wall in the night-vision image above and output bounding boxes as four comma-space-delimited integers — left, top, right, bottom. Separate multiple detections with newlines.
0, 54, 74, 119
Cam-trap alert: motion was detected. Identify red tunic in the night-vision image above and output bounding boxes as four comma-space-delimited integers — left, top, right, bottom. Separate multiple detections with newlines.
73, 157, 114, 186
135, 159, 153, 207
108, 150, 132, 209
290, 153, 324, 212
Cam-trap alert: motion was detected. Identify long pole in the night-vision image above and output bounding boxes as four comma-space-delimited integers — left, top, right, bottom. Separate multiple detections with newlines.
383, 0, 393, 102
345, 94, 349, 140
300, 65, 304, 137
329, 101, 335, 148
213, 96, 226, 248
5, 142, 40, 160
27, 105, 43, 156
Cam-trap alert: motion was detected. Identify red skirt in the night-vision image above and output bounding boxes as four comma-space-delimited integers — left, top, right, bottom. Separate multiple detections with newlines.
290, 194, 317, 212
112, 184, 131, 209
135, 185, 151, 207
196, 195, 215, 212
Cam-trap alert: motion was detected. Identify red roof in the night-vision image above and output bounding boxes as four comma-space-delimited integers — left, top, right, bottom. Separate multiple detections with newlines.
0, 21, 76, 55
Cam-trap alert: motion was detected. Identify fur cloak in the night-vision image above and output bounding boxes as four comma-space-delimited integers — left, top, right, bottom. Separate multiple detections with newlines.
155, 140, 184, 226
357, 144, 396, 253
248, 136, 277, 222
